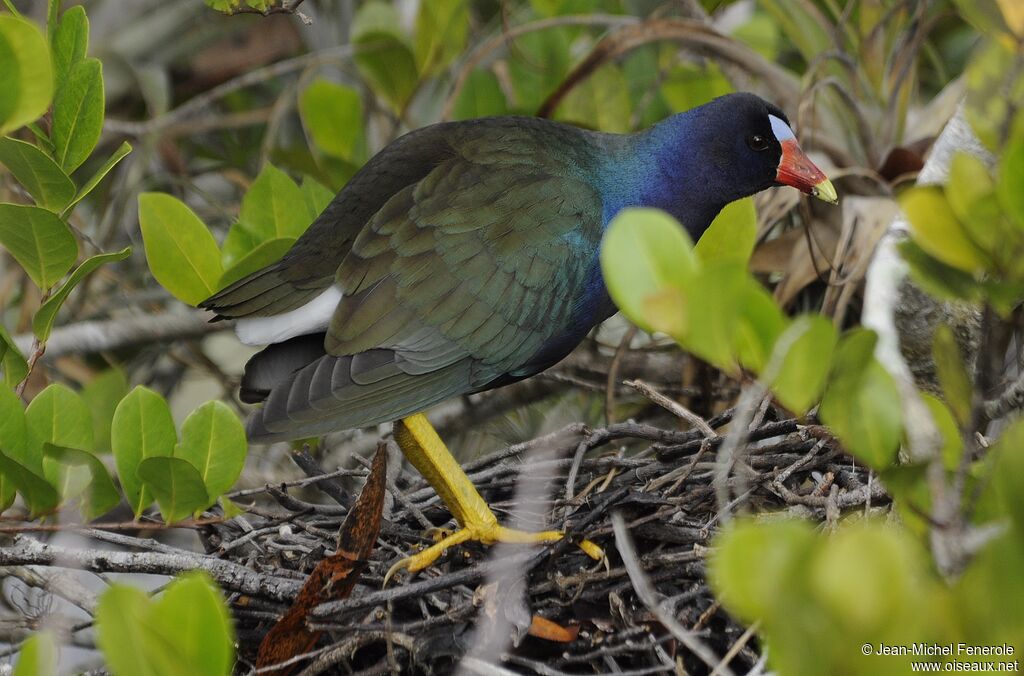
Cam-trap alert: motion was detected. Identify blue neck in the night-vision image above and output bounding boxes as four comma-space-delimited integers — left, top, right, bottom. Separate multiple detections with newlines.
597, 110, 728, 238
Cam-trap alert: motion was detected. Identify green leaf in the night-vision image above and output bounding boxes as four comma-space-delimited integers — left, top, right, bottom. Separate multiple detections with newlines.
33, 247, 131, 341
508, 28, 570, 112
694, 197, 757, 264
0, 385, 30, 512
299, 79, 363, 161
97, 574, 235, 676
452, 69, 508, 120
50, 57, 104, 173
0, 450, 59, 517
600, 207, 697, 334
920, 393, 964, 472
660, 62, 733, 114
217, 237, 293, 289
0, 203, 78, 288
138, 193, 223, 305
0, 323, 28, 389
901, 186, 989, 273
150, 572, 236, 676
82, 367, 129, 453
932, 324, 973, 426
138, 456, 210, 523
237, 164, 310, 241
558, 63, 632, 133
13, 630, 58, 676
897, 239, 983, 304
770, 315, 838, 414
25, 382, 93, 452
709, 518, 816, 621
990, 419, 1024, 536
96, 584, 180, 676
66, 140, 132, 213
678, 261, 748, 371
414, 0, 467, 74
0, 136, 75, 211
43, 443, 121, 519
758, 0, 832, 65
820, 329, 903, 469
111, 386, 177, 517
998, 133, 1024, 231
174, 401, 246, 504
51, 5, 88, 90
965, 39, 1024, 151
0, 15, 54, 135
734, 280, 787, 372
351, 2, 419, 113
300, 175, 334, 222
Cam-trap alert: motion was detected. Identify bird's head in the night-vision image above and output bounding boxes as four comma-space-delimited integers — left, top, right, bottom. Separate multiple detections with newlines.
689, 92, 838, 205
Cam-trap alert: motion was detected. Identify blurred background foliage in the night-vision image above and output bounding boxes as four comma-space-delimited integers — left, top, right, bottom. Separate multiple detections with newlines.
1, 0, 1023, 674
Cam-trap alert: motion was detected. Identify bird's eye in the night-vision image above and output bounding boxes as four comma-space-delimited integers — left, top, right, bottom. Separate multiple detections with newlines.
747, 134, 770, 151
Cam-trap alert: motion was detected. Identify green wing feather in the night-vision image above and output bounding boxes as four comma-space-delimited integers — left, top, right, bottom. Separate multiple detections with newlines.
235, 119, 608, 441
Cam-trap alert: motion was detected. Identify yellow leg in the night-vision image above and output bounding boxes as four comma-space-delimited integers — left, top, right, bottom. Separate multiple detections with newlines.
385, 413, 603, 582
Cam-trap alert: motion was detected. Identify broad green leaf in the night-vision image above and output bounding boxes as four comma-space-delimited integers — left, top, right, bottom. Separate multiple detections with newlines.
299, 79, 363, 161
508, 28, 570, 112
0, 323, 28, 389
26, 382, 93, 452
28, 382, 94, 501
14, 630, 58, 676
901, 186, 989, 273
0, 16, 54, 135
695, 198, 757, 263
559, 63, 632, 133
237, 164, 309, 241
67, 141, 132, 212
111, 386, 177, 517
217, 237, 293, 289
999, 133, 1024, 230
96, 584, 180, 676
965, 40, 1024, 151
820, 329, 903, 469
990, 420, 1024, 535
174, 400, 246, 503
300, 175, 334, 222
82, 367, 129, 453
808, 524, 928, 637
678, 261, 748, 371
600, 208, 697, 334
0, 136, 75, 211
452, 69, 508, 120
138, 456, 210, 523
920, 393, 964, 472
0, 203, 78, 288
770, 315, 837, 414
150, 572, 235, 676
51, 57, 104, 173
0, 450, 59, 517
97, 574, 234, 676
414, 0, 467, 74
351, 2, 419, 113
0, 385, 30, 512
734, 280, 786, 372
51, 5, 88, 89
758, 0, 832, 64
43, 443, 120, 519
138, 193, 223, 305
710, 518, 816, 621
660, 62, 733, 113
932, 324, 973, 426
33, 247, 131, 341
947, 153, 996, 226
219, 221, 260, 269
897, 239, 983, 305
